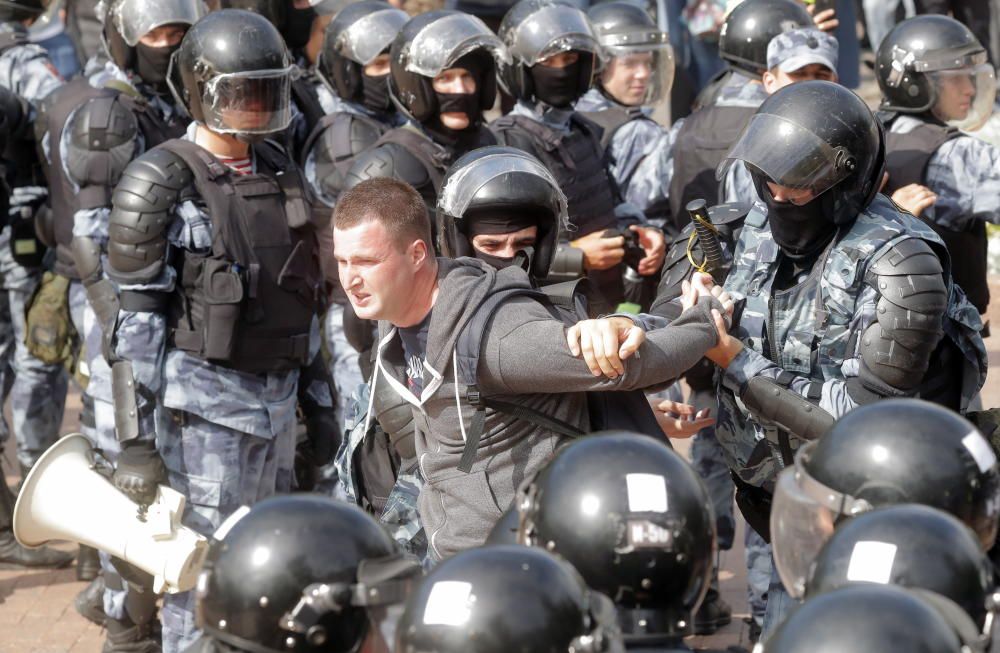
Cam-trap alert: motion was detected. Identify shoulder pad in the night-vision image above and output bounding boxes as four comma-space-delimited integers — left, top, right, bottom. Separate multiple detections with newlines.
869, 237, 948, 314
313, 113, 384, 198
708, 202, 751, 226
870, 236, 943, 277
66, 94, 138, 189
344, 142, 431, 193
107, 146, 192, 284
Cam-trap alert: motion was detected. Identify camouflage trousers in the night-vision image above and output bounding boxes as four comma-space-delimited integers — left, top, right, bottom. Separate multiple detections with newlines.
0, 226, 67, 468
744, 527, 771, 625
69, 281, 128, 620
158, 409, 296, 653
315, 303, 366, 494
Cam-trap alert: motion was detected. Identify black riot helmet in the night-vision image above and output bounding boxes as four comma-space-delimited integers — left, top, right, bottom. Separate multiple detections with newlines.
518, 432, 715, 640
770, 399, 1000, 600
806, 505, 996, 629
0, 0, 42, 22
718, 0, 813, 78
218, 0, 316, 51
587, 2, 673, 107
877, 15, 997, 132
761, 585, 966, 653
498, 0, 603, 106
98, 0, 203, 89
196, 495, 421, 653
395, 545, 623, 653
437, 146, 567, 280
168, 10, 296, 137
720, 80, 885, 226
316, 1, 408, 111
388, 10, 508, 125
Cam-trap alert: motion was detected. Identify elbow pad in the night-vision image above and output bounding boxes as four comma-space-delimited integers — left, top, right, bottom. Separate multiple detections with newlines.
107, 147, 192, 285
857, 237, 947, 395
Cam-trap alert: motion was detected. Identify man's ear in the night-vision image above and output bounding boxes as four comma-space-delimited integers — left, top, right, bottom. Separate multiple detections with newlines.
409, 238, 430, 267
762, 70, 779, 95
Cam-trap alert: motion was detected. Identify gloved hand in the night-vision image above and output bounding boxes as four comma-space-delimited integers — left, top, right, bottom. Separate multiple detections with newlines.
113, 440, 166, 506
304, 405, 341, 467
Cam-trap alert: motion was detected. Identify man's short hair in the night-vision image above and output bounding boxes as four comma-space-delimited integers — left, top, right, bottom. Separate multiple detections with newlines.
335, 178, 432, 250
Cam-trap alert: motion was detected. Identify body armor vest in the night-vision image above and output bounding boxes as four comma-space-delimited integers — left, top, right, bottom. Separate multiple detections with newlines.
579, 104, 644, 150
156, 138, 323, 374
668, 103, 755, 234
38, 82, 185, 279
717, 201, 985, 490
290, 76, 326, 158
881, 114, 988, 314
491, 113, 623, 303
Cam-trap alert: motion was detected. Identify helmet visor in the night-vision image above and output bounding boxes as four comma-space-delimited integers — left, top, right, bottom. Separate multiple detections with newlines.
718, 113, 858, 193
770, 465, 837, 599
405, 13, 510, 78
338, 8, 408, 66
508, 4, 602, 66
929, 63, 997, 132
112, 0, 203, 46
200, 68, 295, 135
438, 151, 568, 224
601, 43, 674, 107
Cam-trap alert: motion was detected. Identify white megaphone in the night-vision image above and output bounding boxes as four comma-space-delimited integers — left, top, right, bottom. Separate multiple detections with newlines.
13, 433, 209, 594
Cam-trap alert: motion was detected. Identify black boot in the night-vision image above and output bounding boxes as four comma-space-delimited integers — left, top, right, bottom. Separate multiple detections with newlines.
75, 575, 107, 626
0, 462, 74, 569
693, 587, 732, 635
101, 616, 161, 653
78, 544, 101, 581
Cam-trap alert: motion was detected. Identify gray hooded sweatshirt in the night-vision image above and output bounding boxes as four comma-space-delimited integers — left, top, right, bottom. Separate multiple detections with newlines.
366, 257, 722, 561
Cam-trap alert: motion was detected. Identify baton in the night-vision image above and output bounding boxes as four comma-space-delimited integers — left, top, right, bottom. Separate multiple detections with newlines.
685, 199, 727, 285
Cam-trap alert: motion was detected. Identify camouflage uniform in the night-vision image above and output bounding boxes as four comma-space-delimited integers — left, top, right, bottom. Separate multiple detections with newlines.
333, 384, 428, 563
110, 123, 324, 653
888, 114, 1000, 231
0, 22, 68, 469
716, 194, 987, 631
575, 88, 677, 228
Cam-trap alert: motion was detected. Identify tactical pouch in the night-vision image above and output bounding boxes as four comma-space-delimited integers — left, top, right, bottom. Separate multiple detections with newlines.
200, 259, 244, 361
10, 206, 47, 269
24, 271, 76, 365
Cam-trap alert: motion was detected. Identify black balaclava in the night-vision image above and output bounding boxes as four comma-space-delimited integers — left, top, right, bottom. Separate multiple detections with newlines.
284, 6, 316, 50
463, 207, 542, 270
530, 56, 585, 108
753, 172, 837, 260
361, 71, 392, 113
135, 42, 179, 94
423, 51, 488, 147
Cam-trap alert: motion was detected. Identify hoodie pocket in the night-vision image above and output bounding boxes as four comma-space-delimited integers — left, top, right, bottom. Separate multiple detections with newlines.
427, 469, 503, 560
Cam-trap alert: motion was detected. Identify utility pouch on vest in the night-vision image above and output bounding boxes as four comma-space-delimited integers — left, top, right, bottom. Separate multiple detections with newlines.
731, 471, 772, 543
200, 258, 244, 361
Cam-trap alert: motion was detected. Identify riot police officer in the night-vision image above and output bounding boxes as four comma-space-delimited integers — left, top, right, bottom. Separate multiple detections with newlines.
805, 504, 995, 635
700, 81, 987, 634
395, 545, 623, 653
37, 0, 203, 638
761, 585, 974, 653
0, 0, 69, 497
769, 399, 1000, 600
492, 0, 665, 308
300, 1, 409, 491
876, 15, 1000, 326
576, 2, 674, 228
185, 495, 421, 653
344, 10, 506, 215
104, 10, 331, 651
517, 432, 716, 652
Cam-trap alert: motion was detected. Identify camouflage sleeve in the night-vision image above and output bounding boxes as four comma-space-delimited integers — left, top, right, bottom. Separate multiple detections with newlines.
610, 119, 673, 211
719, 284, 879, 419
925, 136, 1000, 231
6, 47, 62, 106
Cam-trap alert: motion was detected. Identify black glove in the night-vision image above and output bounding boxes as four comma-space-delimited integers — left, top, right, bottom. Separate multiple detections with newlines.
304, 405, 341, 467
113, 440, 166, 506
